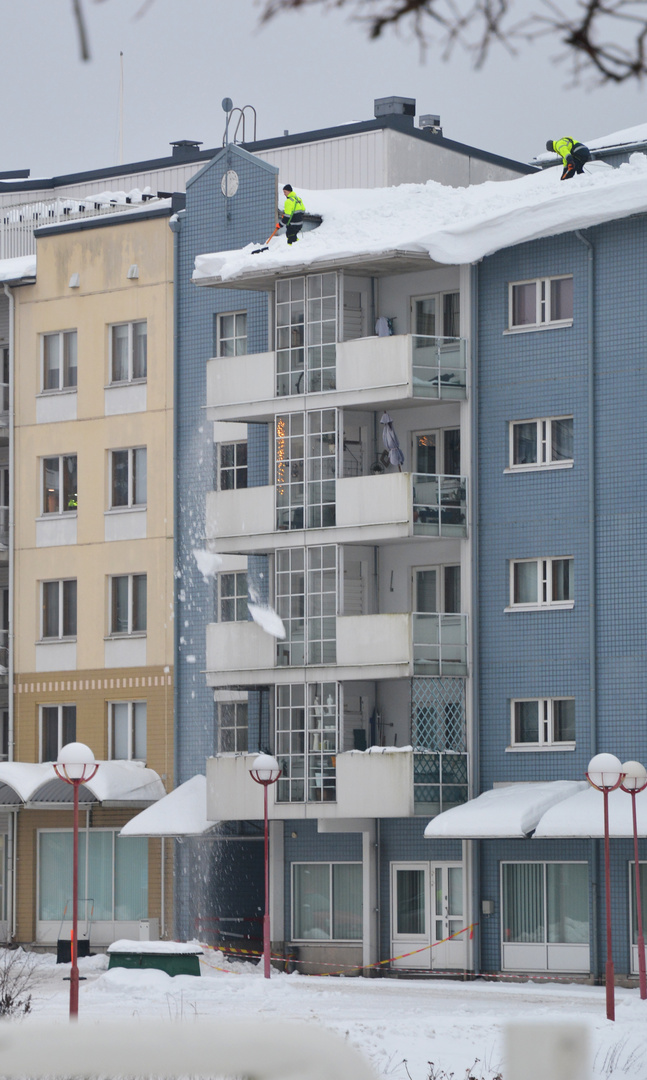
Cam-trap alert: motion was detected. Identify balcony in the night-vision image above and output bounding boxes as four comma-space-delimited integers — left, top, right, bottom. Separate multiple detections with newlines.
206, 472, 466, 552
206, 748, 468, 821
205, 333, 466, 424
206, 611, 468, 686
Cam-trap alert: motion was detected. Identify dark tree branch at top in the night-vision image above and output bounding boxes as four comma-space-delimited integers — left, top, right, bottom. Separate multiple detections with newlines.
259, 0, 647, 82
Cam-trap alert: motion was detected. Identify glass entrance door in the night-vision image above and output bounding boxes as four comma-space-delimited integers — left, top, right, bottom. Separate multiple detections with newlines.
431, 864, 466, 968
391, 862, 467, 970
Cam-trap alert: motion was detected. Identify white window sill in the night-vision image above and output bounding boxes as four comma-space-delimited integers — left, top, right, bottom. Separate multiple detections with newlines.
38, 637, 77, 645
505, 602, 574, 612
503, 320, 573, 335
37, 387, 77, 398
104, 379, 147, 389
506, 743, 576, 752
504, 462, 574, 474
37, 512, 77, 521
104, 633, 147, 641
105, 505, 148, 514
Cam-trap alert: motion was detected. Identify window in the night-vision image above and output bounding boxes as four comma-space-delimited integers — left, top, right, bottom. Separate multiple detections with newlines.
275, 409, 337, 531
216, 312, 247, 356
42, 455, 77, 515
0, 589, 7, 670
630, 863, 647, 949
0, 711, 7, 763
109, 701, 147, 760
502, 862, 589, 946
415, 566, 461, 613
219, 571, 248, 622
42, 331, 77, 391
0, 345, 8, 412
509, 417, 573, 469
412, 291, 460, 340
508, 276, 573, 331
219, 701, 248, 752
110, 448, 147, 508
219, 442, 247, 490
110, 574, 146, 635
41, 579, 77, 639
510, 698, 575, 747
38, 830, 147, 922
292, 862, 362, 940
276, 273, 337, 396
509, 557, 574, 609
40, 704, 76, 761
110, 321, 147, 383
276, 682, 338, 803
276, 546, 337, 667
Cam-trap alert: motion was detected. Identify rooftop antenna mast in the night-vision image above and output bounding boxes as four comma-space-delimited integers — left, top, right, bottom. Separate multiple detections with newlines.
118, 51, 124, 165
222, 97, 233, 148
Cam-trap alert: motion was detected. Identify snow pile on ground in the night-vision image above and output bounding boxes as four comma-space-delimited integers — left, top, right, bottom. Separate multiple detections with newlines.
16, 948, 647, 1079
194, 153, 647, 280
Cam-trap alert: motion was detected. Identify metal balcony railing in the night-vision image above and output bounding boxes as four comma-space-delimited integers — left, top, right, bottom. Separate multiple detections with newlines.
413, 751, 468, 817
412, 473, 467, 536
411, 334, 466, 399
412, 612, 468, 676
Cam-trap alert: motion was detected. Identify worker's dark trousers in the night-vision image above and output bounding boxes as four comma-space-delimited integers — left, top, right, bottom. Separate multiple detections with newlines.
287, 212, 304, 244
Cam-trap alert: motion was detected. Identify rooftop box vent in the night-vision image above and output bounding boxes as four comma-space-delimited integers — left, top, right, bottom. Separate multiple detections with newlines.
374, 96, 416, 121
419, 114, 442, 135
170, 140, 203, 161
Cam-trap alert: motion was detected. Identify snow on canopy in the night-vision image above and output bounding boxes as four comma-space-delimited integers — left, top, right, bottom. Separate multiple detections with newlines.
193, 152, 647, 281
424, 780, 588, 839
535, 784, 647, 838
119, 774, 216, 837
0, 759, 165, 804
0, 254, 36, 282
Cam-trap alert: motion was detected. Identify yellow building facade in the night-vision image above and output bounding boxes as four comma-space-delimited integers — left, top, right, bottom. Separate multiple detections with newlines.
9, 208, 174, 946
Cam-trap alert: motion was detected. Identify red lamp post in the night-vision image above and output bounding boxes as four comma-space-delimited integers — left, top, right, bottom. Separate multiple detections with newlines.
54, 742, 98, 1019
586, 752, 625, 1022
248, 753, 281, 979
621, 760, 647, 1001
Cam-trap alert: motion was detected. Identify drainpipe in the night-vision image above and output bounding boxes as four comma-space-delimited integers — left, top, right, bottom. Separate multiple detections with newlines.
169, 209, 184, 939
469, 262, 481, 975
575, 229, 598, 982
3, 285, 14, 767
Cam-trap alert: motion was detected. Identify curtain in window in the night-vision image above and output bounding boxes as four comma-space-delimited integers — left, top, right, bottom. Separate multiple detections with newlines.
115, 837, 148, 920
631, 864, 647, 945
44, 335, 61, 390
552, 559, 573, 602
547, 863, 588, 944
112, 702, 129, 759
132, 323, 147, 380
133, 448, 147, 505
332, 864, 362, 939
514, 562, 537, 604
111, 451, 129, 507
550, 278, 573, 322
87, 831, 113, 921
39, 832, 74, 920
396, 868, 425, 935
551, 418, 573, 461
112, 325, 129, 381
512, 283, 536, 325
513, 423, 537, 464
293, 864, 330, 939
64, 332, 77, 388
133, 702, 147, 760
503, 863, 544, 943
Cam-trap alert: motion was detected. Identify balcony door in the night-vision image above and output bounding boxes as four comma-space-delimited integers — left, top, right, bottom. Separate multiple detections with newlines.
391, 861, 467, 971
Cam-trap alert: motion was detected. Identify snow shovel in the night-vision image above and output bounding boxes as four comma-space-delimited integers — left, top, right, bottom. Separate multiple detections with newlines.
252, 222, 281, 254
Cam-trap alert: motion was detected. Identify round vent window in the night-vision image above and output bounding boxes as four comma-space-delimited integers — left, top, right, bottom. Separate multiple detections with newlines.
221, 170, 239, 197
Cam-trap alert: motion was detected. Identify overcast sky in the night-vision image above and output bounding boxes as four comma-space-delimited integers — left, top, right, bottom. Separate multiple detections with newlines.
1, 0, 646, 180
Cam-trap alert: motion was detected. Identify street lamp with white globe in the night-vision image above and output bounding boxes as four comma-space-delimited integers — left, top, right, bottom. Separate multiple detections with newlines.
621, 760, 647, 1001
586, 752, 625, 1021
248, 753, 281, 979
54, 742, 98, 1019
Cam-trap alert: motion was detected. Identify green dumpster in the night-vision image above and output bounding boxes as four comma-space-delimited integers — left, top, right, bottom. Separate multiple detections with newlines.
107, 940, 202, 977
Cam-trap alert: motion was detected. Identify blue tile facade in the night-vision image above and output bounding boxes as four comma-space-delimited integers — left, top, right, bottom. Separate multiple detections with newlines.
174, 145, 278, 937
476, 215, 647, 974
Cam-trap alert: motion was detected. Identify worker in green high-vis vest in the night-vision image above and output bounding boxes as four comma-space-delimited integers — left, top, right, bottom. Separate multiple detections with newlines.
280, 184, 305, 244
546, 137, 592, 180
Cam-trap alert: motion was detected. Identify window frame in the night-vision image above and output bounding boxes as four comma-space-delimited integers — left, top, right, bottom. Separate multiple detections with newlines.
507, 416, 574, 472
39, 704, 76, 762
215, 311, 248, 357
108, 573, 147, 636
108, 447, 147, 510
291, 861, 363, 942
508, 697, 576, 750
41, 578, 77, 640
218, 440, 248, 491
37, 827, 147, 923
41, 454, 78, 516
507, 557, 574, 611
500, 860, 589, 949
506, 275, 573, 333
108, 700, 147, 761
41, 330, 78, 393
218, 571, 248, 623
109, 320, 147, 385
410, 290, 461, 341
218, 701, 248, 753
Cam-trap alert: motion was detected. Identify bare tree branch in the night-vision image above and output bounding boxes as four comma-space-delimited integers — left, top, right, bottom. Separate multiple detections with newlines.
259, 0, 647, 81
72, 0, 91, 60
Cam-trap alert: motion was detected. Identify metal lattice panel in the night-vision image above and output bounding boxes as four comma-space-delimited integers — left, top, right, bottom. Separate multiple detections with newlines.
411, 676, 466, 752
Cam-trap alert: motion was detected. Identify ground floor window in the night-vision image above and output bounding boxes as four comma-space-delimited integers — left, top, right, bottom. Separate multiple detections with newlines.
501, 861, 589, 972
38, 830, 147, 922
630, 862, 647, 945
292, 862, 362, 941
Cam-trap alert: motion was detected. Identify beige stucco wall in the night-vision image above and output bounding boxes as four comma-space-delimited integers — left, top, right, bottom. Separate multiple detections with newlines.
13, 214, 175, 677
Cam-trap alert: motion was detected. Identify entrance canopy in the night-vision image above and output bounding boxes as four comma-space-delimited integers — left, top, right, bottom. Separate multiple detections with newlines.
0, 761, 165, 808
535, 785, 647, 838
424, 781, 589, 839
120, 775, 218, 838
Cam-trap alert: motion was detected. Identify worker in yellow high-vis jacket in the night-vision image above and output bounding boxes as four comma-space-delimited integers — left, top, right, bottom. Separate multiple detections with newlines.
546, 137, 592, 180
280, 185, 305, 244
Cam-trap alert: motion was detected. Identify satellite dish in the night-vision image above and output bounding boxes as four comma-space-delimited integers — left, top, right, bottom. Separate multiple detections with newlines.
221, 97, 233, 113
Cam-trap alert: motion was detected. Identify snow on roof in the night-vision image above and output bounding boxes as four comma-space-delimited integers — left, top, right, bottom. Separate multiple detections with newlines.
0, 254, 36, 282
0, 760, 165, 804
193, 152, 647, 281
534, 784, 647, 838
424, 781, 588, 839
119, 774, 216, 837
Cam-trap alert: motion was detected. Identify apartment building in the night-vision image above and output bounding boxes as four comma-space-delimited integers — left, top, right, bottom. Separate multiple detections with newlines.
1, 203, 175, 946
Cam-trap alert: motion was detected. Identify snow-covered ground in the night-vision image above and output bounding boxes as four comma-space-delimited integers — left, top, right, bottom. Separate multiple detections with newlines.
17, 948, 647, 1079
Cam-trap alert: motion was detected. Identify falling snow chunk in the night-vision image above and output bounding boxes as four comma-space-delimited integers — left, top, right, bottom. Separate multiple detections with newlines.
248, 604, 286, 639
193, 548, 223, 582
185, 655, 196, 664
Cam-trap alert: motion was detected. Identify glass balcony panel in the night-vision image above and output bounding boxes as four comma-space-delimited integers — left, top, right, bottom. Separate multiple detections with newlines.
413, 613, 467, 675
412, 335, 466, 399
413, 473, 467, 537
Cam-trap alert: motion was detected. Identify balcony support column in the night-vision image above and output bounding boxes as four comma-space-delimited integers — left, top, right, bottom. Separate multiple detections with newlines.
269, 819, 285, 947
362, 821, 378, 971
